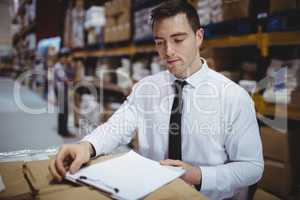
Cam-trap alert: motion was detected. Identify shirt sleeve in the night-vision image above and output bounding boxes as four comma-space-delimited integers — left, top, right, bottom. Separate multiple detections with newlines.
200, 87, 264, 196
82, 83, 139, 156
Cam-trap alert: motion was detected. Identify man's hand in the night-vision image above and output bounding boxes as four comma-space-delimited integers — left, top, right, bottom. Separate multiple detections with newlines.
160, 159, 202, 185
48, 142, 94, 182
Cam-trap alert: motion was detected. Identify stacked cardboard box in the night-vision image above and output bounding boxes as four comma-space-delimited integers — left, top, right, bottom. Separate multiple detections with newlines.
222, 0, 250, 21
258, 127, 296, 199
254, 189, 281, 200
270, 0, 297, 13
104, 0, 131, 43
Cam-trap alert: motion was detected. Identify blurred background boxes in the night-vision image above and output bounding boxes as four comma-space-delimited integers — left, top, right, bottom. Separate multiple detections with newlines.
222, 0, 250, 21
259, 160, 293, 198
270, 0, 297, 14
259, 126, 300, 199
254, 189, 282, 200
260, 127, 288, 162
104, 0, 131, 43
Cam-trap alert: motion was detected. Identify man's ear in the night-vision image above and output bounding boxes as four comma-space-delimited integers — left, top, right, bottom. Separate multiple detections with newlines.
195, 28, 204, 47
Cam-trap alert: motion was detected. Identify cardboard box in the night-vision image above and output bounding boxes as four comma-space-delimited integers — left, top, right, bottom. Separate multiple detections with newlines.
222, 0, 250, 21
259, 160, 293, 198
38, 186, 111, 200
0, 155, 119, 200
105, 17, 117, 28
103, 0, 131, 44
118, 11, 130, 24
104, 27, 113, 43
260, 127, 289, 162
119, 23, 131, 41
254, 188, 281, 200
38, 178, 205, 200
22, 160, 74, 196
0, 161, 32, 200
270, 0, 297, 13
1, 154, 207, 200
111, 26, 118, 42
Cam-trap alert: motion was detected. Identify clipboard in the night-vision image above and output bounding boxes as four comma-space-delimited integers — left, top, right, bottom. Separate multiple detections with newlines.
65, 150, 185, 200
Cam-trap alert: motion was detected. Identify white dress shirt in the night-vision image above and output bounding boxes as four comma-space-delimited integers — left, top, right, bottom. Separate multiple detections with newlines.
83, 58, 264, 200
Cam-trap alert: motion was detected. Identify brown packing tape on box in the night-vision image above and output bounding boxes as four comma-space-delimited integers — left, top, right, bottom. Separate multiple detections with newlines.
254, 188, 281, 200
260, 127, 289, 162
259, 160, 293, 198
22, 159, 74, 197
0, 161, 32, 200
222, 0, 250, 21
270, 0, 297, 13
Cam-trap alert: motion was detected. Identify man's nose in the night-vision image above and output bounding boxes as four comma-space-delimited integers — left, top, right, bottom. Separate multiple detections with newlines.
165, 42, 175, 57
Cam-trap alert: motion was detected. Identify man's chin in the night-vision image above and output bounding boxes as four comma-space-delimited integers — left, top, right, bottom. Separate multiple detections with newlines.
166, 63, 178, 71
168, 68, 185, 78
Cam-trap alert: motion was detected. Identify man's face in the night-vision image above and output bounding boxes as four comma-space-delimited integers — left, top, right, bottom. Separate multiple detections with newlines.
153, 13, 204, 79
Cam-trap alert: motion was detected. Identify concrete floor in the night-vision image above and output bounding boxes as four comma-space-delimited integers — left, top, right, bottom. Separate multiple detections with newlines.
0, 77, 130, 158
0, 77, 81, 153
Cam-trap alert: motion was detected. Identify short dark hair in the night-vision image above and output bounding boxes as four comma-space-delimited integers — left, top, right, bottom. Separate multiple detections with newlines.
150, 0, 201, 33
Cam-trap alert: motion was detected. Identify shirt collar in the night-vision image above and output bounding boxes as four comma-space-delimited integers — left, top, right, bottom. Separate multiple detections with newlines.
167, 57, 209, 88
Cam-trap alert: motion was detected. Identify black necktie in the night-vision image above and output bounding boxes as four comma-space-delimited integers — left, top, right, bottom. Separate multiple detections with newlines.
168, 80, 187, 160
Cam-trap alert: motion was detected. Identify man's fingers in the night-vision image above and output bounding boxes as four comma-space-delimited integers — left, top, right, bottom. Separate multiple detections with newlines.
49, 159, 63, 182
69, 154, 84, 174
55, 147, 69, 177
160, 159, 183, 166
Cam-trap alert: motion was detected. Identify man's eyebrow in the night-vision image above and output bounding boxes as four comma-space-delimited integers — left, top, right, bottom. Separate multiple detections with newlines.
170, 32, 188, 37
154, 32, 188, 40
154, 36, 164, 40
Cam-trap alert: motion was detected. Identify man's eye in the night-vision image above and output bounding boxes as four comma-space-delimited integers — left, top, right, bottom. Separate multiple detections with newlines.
155, 41, 163, 46
174, 39, 183, 43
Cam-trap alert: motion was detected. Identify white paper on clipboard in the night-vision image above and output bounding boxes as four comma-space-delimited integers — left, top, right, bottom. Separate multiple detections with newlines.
66, 150, 185, 200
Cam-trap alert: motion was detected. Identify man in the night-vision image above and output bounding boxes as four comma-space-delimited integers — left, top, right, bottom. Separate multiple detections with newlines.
49, 1, 264, 199
54, 49, 72, 136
